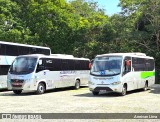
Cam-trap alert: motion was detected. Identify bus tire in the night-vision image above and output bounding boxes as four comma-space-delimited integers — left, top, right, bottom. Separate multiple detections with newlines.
36, 83, 45, 94
92, 91, 99, 95
143, 82, 148, 91
13, 90, 22, 94
75, 80, 80, 89
120, 84, 127, 96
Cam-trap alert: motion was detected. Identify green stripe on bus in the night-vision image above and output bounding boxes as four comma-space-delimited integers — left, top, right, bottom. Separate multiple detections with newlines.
141, 72, 155, 79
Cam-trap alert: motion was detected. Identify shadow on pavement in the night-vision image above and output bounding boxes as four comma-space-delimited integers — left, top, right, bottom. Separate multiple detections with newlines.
74, 92, 122, 97
0, 89, 8, 92
149, 84, 160, 94
74, 89, 148, 98
45, 86, 88, 93
0, 86, 88, 96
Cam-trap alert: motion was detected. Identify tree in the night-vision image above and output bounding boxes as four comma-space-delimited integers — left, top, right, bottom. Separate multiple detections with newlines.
119, 0, 160, 67
0, 0, 23, 42
69, 0, 110, 58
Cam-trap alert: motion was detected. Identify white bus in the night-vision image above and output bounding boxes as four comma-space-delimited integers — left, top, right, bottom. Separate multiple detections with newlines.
0, 41, 51, 89
89, 53, 155, 96
7, 54, 90, 94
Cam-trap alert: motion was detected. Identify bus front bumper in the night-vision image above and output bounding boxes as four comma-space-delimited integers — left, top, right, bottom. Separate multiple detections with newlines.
7, 80, 37, 91
89, 84, 122, 93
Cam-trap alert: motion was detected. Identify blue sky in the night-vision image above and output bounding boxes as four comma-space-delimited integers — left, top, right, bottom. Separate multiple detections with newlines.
95, 0, 121, 16
66, 0, 121, 16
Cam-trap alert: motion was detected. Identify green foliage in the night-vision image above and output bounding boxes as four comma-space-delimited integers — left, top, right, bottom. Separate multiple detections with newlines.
0, 0, 22, 42
0, 0, 160, 69
118, 0, 160, 67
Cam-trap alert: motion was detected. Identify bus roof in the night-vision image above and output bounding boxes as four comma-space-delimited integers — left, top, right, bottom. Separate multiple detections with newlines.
96, 53, 154, 59
16, 54, 90, 61
0, 41, 50, 49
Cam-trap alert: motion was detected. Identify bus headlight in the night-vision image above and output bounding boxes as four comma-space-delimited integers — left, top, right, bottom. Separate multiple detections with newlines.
7, 79, 11, 82
7, 79, 11, 84
111, 81, 121, 85
25, 79, 31, 82
88, 81, 95, 85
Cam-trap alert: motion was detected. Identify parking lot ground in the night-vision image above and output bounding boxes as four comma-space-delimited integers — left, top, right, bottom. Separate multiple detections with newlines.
0, 84, 160, 113
0, 85, 160, 121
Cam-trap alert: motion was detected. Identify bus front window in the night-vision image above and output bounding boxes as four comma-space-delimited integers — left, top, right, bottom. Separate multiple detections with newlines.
91, 56, 122, 76
9, 57, 37, 74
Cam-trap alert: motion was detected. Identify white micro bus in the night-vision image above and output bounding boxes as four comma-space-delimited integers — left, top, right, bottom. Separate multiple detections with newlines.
89, 53, 155, 96
0, 41, 51, 89
7, 54, 90, 94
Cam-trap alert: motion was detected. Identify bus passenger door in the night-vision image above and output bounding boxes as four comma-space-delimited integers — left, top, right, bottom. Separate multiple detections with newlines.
36, 58, 53, 89
122, 57, 134, 91
44, 58, 58, 89
36, 59, 47, 82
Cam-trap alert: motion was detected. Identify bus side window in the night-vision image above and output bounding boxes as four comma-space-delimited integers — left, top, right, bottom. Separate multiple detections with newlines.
36, 59, 45, 72
6, 44, 19, 56
0, 44, 6, 55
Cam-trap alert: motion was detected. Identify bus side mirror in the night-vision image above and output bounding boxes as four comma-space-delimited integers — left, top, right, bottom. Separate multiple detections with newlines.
89, 63, 92, 69
38, 60, 42, 65
89, 59, 94, 70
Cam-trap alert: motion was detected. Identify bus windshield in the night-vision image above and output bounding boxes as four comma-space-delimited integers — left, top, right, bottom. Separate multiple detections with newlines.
91, 56, 122, 76
9, 57, 37, 75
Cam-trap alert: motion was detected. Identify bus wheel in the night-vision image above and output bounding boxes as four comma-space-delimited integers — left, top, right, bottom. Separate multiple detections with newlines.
75, 80, 80, 89
143, 82, 148, 91
92, 91, 99, 96
13, 90, 22, 94
36, 83, 45, 94
120, 84, 127, 96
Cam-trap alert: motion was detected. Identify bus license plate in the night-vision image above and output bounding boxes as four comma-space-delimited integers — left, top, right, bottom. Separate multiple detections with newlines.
100, 90, 106, 93
13, 83, 22, 85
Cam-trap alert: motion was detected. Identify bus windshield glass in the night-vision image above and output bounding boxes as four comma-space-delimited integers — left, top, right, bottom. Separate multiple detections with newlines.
9, 57, 37, 75
91, 56, 122, 76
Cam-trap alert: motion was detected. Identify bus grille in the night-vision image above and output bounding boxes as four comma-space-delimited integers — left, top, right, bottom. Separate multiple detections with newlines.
94, 87, 113, 92
11, 79, 24, 87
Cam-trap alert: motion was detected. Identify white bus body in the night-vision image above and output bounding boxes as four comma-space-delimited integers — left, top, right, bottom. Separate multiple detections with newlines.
0, 41, 51, 89
7, 54, 90, 94
89, 53, 155, 96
